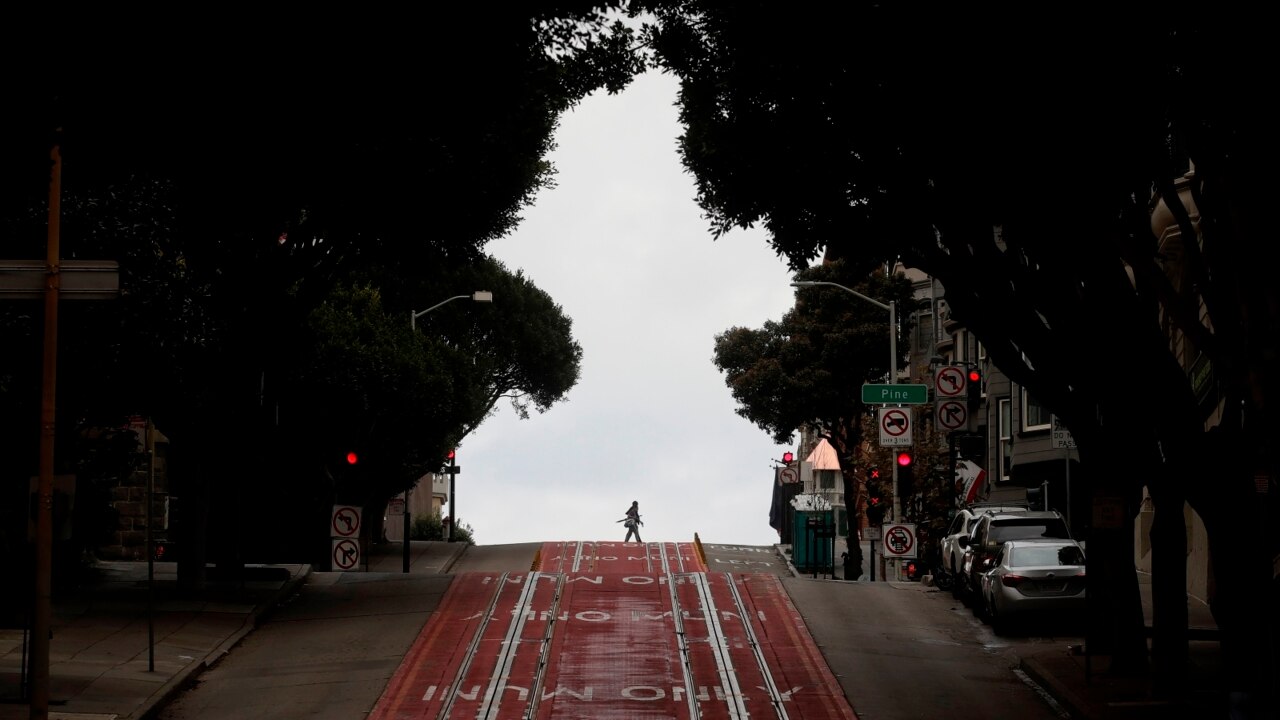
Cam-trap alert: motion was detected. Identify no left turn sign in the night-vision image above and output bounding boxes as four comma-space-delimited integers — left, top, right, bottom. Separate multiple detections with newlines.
934, 365, 966, 397
332, 505, 362, 538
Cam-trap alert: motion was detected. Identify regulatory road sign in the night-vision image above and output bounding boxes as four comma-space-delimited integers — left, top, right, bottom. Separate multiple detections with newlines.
934, 365, 967, 397
1051, 416, 1077, 449
882, 523, 917, 558
332, 505, 362, 538
878, 407, 913, 447
332, 538, 360, 570
862, 383, 929, 404
779, 467, 799, 484
936, 399, 968, 431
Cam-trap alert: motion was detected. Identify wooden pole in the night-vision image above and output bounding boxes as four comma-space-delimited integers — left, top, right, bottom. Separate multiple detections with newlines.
31, 130, 62, 720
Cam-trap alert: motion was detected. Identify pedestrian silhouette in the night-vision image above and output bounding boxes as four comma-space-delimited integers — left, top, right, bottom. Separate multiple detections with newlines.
620, 500, 643, 542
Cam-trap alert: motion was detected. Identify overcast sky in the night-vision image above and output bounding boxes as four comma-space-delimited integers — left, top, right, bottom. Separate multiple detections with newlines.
461, 70, 801, 547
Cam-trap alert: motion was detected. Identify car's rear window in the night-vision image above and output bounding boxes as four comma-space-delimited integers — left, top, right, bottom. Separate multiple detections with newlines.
1012, 544, 1084, 567
990, 518, 1071, 543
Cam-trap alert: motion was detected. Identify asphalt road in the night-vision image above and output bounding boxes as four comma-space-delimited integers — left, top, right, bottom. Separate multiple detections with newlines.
154, 542, 1076, 720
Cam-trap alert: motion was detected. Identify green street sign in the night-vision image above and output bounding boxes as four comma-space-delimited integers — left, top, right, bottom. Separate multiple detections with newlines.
861, 383, 929, 405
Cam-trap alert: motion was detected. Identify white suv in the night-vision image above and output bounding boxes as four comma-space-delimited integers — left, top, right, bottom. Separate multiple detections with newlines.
940, 503, 1029, 592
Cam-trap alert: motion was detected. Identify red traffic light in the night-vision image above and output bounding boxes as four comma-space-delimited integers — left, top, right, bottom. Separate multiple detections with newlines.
897, 451, 913, 467
346, 451, 359, 465
782, 451, 794, 463
447, 449, 456, 460
868, 468, 880, 479
968, 368, 982, 382
868, 496, 881, 506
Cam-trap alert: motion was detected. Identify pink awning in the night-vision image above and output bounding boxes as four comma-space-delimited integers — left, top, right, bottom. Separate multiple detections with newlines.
804, 438, 841, 470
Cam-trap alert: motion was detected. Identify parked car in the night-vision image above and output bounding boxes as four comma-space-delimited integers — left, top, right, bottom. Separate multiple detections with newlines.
979, 539, 1086, 633
957, 509, 1073, 605
940, 502, 1029, 594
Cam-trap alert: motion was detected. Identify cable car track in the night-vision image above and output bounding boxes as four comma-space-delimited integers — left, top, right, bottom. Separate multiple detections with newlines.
370, 541, 856, 719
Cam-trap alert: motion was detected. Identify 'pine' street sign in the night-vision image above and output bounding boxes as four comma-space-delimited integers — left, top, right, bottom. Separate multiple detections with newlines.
861, 383, 928, 405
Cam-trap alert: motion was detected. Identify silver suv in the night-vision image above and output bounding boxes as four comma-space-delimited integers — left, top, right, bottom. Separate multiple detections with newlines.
940, 503, 1029, 591
957, 510, 1073, 603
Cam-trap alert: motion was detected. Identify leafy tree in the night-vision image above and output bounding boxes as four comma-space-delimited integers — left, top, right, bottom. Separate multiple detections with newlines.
272, 257, 582, 556
1, 6, 639, 580
645, 3, 1277, 703
713, 261, 914, 578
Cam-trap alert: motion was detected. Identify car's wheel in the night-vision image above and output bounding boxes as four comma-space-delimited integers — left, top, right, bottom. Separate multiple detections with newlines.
990, 608, 1008, 635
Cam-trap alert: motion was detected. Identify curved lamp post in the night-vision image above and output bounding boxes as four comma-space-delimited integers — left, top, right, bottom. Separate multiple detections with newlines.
791, 280, 901, 579
411, 290, 493, 330
403, 290, 493, 570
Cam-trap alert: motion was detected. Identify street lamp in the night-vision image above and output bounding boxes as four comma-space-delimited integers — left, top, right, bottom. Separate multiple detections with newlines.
790, 281, 896, 387
792, 279, 901, 580
404, 289, 493, 570
411, 290, 493, 330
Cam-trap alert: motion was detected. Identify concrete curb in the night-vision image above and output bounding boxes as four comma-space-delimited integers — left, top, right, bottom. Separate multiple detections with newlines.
1018, 654, 1096, 720
440, 544, 468, 574
130, 564, 312, 720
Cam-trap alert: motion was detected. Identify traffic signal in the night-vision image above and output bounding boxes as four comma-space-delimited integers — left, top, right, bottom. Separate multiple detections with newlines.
153, 540, 177, 561
346, 451, 359, 465
956, 432, 986, 463
866, 466, 880, 481
897, 450, 916, 504
1026, 485, 1044, 511
904, 559, 922, 581
967, 366, 983, 410
782, 451, 794, 464
866, 493, 886, 525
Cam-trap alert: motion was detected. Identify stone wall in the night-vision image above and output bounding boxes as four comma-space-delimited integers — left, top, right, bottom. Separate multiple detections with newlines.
99, 438, 170, 561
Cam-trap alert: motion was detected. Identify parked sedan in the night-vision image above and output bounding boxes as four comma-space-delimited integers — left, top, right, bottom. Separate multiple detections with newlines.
980, 540, 1086, 634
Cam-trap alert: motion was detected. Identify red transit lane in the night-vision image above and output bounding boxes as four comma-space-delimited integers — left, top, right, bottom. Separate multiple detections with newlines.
369, 540, 857, 720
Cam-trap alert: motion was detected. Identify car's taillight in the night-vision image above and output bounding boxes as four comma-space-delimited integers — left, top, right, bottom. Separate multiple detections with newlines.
1001, 574, 1025, 588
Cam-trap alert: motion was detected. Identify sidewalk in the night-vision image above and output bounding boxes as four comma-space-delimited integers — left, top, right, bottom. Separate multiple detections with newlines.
0, 541, 467, 720
1018, 571, 1225, 720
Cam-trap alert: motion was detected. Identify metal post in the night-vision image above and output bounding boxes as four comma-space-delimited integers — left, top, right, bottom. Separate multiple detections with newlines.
887, 299, 899, 581
146, 419, 155, 672
447, 469, 457, 543
789, 281, 898, 576
888, 299, 899, 524
869, 540, 876, 581
402, 486, 411, 573
949, 431, 958, 508
1065, 447, 1072, 531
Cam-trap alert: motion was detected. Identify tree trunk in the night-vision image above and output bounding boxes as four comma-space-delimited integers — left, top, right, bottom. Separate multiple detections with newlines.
843, 470, 864, 579
1148, 479, 1188, 696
